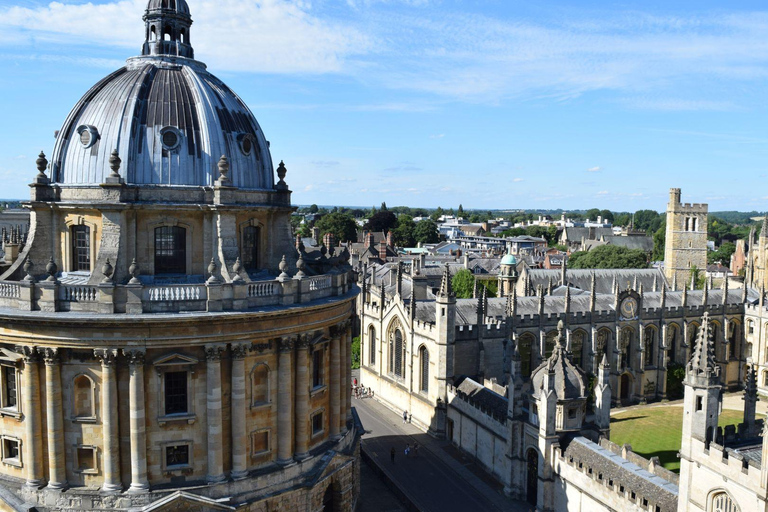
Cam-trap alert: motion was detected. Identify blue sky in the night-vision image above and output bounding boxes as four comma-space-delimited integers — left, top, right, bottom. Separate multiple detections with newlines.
0, 0, 767, 212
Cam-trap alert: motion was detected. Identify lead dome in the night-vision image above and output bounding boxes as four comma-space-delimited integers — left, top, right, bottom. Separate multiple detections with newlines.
50, 0, 273, 189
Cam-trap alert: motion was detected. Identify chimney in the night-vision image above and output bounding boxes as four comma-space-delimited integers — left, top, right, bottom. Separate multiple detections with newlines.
387, 231, 394, 248
311, 226, 320, 244
379, 242, 387, 262
323, 232, 334, 248
366, 232, 375, 248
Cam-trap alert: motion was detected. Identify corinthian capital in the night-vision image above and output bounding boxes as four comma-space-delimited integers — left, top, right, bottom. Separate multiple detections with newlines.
122, 348, 146, 366
94, 348, 119, 366
205, 344, 225, 361
40, 347, 60, 366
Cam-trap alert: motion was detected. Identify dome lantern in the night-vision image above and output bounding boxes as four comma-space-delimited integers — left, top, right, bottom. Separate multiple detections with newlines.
142, 0, 194, 59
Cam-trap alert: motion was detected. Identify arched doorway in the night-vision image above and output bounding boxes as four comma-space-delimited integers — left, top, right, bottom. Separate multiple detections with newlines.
322, 485, 335, 511
620, 373, 632, 402
526, 449, 538, 507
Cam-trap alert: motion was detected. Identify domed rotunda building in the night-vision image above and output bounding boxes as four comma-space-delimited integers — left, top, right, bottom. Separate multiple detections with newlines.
0, 1, 359, 510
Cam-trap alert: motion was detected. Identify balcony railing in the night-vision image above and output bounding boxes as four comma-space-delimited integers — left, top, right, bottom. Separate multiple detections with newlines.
0, 271, 353, 315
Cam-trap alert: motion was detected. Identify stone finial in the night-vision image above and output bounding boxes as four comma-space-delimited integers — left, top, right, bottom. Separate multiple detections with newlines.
45, 257, 58, 282
276, 160, 288, 190
295, 254, 306, 279
207, 258, 220, 284
101, 258, 114, 283
232, 257, 243, 282
277, 255, 290, 281
217, 155, 230, 183
23, 258, 34, 282
35, 151, 48, 179
438, 264, 454, 299
109, 149, 122, 178
128, 258, 141, 284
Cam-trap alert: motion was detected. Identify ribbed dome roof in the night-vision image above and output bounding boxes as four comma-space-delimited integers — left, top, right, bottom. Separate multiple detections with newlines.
530, 325, 585, 401
501, 254, 517, 266
49, 0, 274, 190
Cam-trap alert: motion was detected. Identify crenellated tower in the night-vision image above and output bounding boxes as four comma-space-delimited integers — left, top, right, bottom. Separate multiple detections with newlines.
664, 188, 708, 287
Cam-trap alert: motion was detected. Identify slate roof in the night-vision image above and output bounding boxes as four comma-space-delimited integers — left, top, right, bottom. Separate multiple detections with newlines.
524, 268, 667, 295
452, 376, 508, 419
561, 227, 613, 242
561, 437, 678, 512
603, 235, 654, 252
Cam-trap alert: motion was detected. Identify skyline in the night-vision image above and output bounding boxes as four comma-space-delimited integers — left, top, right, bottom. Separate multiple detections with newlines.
0, 0, 767, 211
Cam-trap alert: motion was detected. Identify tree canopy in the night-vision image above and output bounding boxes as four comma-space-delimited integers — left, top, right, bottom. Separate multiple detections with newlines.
413, 219, 440, 244
364, 211, 398, 233
392, 215, 416, 248
451, 269, 475, 299
315, 212, 358, 243
568, 245, 649, 269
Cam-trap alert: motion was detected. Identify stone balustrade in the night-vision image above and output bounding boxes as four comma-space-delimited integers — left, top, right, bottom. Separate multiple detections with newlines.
0, 271, 352, 314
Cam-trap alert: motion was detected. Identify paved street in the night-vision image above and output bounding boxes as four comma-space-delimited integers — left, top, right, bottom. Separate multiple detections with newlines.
353, 387, 529, 512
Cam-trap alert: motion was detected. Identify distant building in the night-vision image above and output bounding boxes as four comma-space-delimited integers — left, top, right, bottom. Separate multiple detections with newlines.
664, 188, 708, 287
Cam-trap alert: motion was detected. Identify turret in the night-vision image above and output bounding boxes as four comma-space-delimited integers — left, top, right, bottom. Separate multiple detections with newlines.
594, 353, 611, 438
743, 364, 758, 436
142, 0, 195, 59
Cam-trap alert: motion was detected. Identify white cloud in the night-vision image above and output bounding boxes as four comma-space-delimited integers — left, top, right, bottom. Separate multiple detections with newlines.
0, 0, 371, 74
429, 134, 445, 139
513, 178, 524, 182
587, 166, 602, 172
597, 190, 609, 195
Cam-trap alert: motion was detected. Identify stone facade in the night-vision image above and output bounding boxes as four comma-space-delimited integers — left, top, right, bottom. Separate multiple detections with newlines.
664, 188, 708, 288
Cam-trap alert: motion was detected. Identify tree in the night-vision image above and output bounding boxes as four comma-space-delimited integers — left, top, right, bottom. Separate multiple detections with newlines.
652, 221, 666, 262
351, 337, 361, 369
414, 219, 440, 244
430, 207, 444, 222
309, 204, 319, 214
315, 212, 358, 243
451, 269, 475, 299
708, 242, 736, 265
380, 202, 388, 211
585, 208, 602, 221
458, 204, 465, 217
392, 215, 416, 247
568, 245, 648, 269
364, 211, 398, 233
600, 210, 614, 223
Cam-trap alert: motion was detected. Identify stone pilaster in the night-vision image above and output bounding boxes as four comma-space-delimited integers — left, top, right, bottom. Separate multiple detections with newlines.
329, 332, 341, 439
42, 347, 67, 490
294, 335, 310, 461
124, 348, 149, 493
230, 343, 248, 480
338, 326, 348, 433
344, 322, 353, 424
205, 344, 226, 483
95, 349, 121, 492
20, 347, 43, 488
276, 337, 294, 465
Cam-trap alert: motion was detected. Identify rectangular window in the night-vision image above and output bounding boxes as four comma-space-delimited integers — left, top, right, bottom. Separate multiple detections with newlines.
696, 396, 703, 411
76, 447, 96, 472
312, 348, 323, 388
154, 226, 186, 274
165, 445, 189, 468
312, 411, 324, 435
2, 438, 19, 466
2, 366, 17, 410
252, 430, 269, 455
71, 225, 91, 272
165, 371, 188, 415
242, 226, 260, 272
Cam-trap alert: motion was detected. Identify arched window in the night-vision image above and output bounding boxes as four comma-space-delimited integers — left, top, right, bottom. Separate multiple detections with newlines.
419, 346, 429, 393
667, 324, 679, 363
250, 363, 270, 406
179, 28, 186, 44
393, 329, 404, 378
150, 25, 157, 42
711, 492, 739, 512
571, 331, 584, 368
163, 26, 173, 41
644, 327, 655, 366
689, 323, 700, 347
544, 331, 557, 358
242, 225, 260, 272
518, 333, 535, 378
71, 225, 91, 271
620, 328, 633, 369
73, 375, 95, 419
154, 226, 186, 274
368, 326, 376, 365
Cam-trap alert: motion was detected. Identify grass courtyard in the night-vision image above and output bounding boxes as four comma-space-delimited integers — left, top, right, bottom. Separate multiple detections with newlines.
610, 406, 746, 473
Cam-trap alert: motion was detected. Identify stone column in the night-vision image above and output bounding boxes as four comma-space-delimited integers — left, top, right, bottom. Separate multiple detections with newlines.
338, 327, 348, 433
42, 348, 67, 490
124, 348, 149, 493
230, 343, 248, 480
21, 347, 43, 488
345, 322, 353, 424
294, 335, 310, 460
276, 337, 294, 465
95, 349, 121, 493
329, 332, 341, 439
205, 344, 226, 483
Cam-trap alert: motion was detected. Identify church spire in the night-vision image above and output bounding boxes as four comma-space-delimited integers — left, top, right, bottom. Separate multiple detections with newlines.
687, 312, 718, 379
438, 264, 454, 299
142, 0, 195, 59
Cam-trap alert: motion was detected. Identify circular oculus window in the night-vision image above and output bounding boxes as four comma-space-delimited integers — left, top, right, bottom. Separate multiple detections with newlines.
76, 125, 99, 149
160, 127, 181, 151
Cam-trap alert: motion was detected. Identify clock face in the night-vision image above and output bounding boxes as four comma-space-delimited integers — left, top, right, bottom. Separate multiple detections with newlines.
620, 297, 638, 319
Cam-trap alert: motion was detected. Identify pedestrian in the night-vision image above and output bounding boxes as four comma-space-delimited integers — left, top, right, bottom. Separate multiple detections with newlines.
405, 443, 410, 457
403, 410, 408, 424
390, 447, 395, 463
413, 442, 419, 457
353, 377, 358, 387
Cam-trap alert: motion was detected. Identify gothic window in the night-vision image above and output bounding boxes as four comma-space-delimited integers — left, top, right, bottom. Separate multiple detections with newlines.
668, 324, 679, 363
690, 324, 700, 347
393, 329, 404, 378
597, 329, 610, 356
368, 326, 376, 365
164, 371, 188, 415
644, 328, 655, 366
250, 363, 270, 406
154, 226, 186, 274
544, 331, 557, 358
711, 492, 739, 512
526, 449, 538, 507
0, 366, 18, 411
571, 331, 584, 368
620, 328, 633, 369
72, 374, 95, 419
748, 320, 754, 335
71, 225, 91, 272
312, 347, 324, 388
242, 225, 260, 272
519, 334, 534, 378
419, 346, 429, 393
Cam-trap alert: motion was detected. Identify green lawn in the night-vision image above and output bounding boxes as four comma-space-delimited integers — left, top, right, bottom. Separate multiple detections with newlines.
610, 407, 746, 473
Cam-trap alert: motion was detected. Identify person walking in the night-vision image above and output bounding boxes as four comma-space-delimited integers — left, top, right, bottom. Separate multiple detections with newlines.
390, 447, 396, 464
403, 410, 408, 424
405, 443, 410, 457
413, 442, 419, 457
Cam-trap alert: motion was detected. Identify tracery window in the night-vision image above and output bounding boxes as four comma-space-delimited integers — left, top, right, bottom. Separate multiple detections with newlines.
711, 492, 739, 512
154, 226, 186, 274
518, 333, 535, 378
419, 346, 429, 393
644, 328, 655, 366
393, 329, 404, 378
571, 331, 584, 368
368, 326, 376, 365
71, 225, 91, 272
